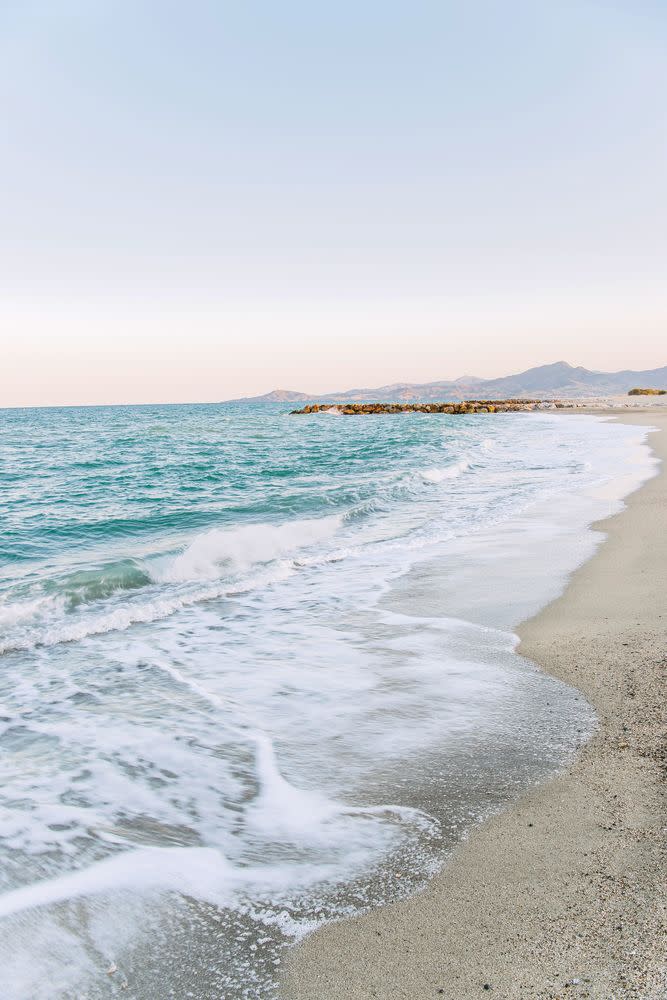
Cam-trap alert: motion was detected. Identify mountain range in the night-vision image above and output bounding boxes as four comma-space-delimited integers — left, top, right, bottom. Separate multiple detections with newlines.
227, 361, 667, 404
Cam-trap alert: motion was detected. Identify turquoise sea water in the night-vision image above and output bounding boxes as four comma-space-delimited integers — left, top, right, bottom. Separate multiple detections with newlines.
0, 404, 656, 998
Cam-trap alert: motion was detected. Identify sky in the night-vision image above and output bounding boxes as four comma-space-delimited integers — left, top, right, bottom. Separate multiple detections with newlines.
1, 0, 666, 406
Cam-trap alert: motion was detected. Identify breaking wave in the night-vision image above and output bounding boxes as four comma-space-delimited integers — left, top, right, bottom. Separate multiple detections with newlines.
421, 459, 470, 482
153, 516, 343, 583
0, 517, 344, 654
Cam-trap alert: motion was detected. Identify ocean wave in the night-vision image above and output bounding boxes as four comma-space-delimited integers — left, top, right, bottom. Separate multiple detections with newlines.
0, 516, 343, 654
56, 560, 152, 607
421, 459, 470, 483
152, 515, 342, 583
0, 564, 295, 655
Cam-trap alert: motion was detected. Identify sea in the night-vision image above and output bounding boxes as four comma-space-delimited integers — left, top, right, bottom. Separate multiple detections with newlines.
0, 403, 656, 999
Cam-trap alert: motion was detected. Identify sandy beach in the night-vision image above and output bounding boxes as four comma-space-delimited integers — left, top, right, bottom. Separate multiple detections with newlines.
283, 412, 667, 1000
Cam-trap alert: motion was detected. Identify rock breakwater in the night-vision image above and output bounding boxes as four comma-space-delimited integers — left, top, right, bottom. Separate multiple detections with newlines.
290, 400, 561, 415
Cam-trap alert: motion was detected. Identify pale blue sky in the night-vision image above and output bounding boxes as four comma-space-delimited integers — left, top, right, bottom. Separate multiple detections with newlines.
1, 1, 666, 404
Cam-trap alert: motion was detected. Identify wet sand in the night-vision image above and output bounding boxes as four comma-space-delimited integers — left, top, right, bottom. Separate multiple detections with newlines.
282, 412, 666, 1000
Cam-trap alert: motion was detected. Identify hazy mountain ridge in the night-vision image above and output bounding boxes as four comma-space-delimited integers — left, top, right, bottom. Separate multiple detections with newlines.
234, 389, 312, 403
227, 361, 667, 404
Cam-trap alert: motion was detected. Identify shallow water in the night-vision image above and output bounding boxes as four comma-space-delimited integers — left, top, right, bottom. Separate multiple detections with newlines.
0, 404, 656, 998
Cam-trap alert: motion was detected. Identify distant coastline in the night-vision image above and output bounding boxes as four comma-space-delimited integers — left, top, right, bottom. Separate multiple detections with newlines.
225, 360, 667, 404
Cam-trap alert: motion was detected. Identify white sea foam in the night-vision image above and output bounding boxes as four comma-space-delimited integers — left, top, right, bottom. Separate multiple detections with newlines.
0, 847, 236, 919
0, 595, 63, 629
248, 731, 345, 842
148, 663, 424, 854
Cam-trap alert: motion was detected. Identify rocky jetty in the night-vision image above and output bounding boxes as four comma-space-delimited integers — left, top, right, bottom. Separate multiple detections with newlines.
628, 387, 666, 396
290, 399, 560, 415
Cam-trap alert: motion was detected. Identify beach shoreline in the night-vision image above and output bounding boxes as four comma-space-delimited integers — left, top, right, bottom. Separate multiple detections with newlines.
282, 411, 667, 1000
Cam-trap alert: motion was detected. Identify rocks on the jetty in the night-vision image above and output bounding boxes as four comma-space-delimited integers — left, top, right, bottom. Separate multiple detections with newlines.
290, 399, 553, 415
